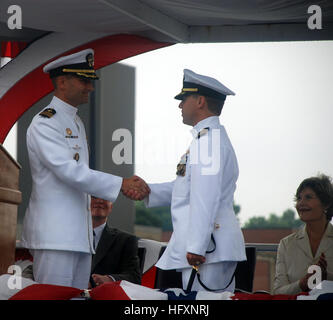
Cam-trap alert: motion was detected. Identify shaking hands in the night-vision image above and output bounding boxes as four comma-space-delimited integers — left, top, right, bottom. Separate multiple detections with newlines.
121, 175, 150, 201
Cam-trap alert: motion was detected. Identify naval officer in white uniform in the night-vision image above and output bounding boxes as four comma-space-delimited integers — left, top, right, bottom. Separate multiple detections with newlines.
21, 49, 149, 289
142, 69, 246, 292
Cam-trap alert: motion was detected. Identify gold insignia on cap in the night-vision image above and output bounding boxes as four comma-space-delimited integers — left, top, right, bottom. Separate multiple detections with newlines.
86, 53, 94, 67
76, 72, 98, 79
62, 69, 95, 73
74, 153, 80, 161
214, 223, 220, 229
66, 128, 72, 135
182, 88, 199, 93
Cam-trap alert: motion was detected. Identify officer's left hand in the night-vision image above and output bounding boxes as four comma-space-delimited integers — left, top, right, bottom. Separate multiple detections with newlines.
186, 252, 206, 266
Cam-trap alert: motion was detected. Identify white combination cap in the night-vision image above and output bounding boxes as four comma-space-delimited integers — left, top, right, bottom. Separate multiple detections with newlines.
175, 69, 235, 100
43, 48, 98, 79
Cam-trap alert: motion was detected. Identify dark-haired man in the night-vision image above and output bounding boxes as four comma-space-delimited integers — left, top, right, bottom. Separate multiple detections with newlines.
22, 48, 149, 289
139, 69, 246, 292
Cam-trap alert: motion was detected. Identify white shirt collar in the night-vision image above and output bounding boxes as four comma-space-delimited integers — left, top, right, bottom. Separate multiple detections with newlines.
93, 222, 106, 248
51, 96, 78, 119
190, 116, 220, 138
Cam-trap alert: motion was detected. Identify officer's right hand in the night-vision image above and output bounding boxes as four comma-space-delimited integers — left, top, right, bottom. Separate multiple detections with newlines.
186, 252, 206, 266
121, 175, 150, 200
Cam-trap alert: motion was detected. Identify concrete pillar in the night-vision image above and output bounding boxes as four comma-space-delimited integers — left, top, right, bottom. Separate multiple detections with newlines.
93, 63, 135, 233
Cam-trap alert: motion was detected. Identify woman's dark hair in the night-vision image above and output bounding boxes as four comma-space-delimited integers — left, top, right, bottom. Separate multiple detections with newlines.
295, 174, 333, 221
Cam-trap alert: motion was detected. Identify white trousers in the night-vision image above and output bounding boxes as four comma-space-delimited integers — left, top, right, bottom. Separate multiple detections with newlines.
181, 261, 237, 293
30, 249, 92, 290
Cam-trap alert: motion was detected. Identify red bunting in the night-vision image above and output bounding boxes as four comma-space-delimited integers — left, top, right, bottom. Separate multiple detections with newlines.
7, 279, 307, 300
9, 281, 131, 300
9, 284, 82, 300
89, 282, 130, 300
232, 292, 306, 300
141, 266, 157, 288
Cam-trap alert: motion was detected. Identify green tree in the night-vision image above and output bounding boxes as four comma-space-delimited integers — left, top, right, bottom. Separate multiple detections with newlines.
233, 202, 241, 215
135, 201, 163, 228
281, 209, 301, 227
243, 208, 303, 229
135, 201, 172, 231
135, 201, 242, 231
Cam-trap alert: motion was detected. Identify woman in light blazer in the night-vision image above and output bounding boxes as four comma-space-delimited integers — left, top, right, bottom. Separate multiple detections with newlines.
273, 174, 333, 295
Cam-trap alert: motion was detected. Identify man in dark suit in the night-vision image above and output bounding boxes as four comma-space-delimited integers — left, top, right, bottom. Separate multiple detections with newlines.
90, 196, 141, 286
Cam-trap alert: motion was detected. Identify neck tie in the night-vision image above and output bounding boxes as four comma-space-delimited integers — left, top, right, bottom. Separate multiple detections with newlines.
93, 230, 96, 250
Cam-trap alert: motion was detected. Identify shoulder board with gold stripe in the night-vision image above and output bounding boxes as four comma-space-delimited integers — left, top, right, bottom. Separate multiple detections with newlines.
197, 127, 209, 139
39, 108, 56, 118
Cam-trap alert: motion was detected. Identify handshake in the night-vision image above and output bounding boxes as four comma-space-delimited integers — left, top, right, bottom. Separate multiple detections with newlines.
121, 175, 150, 201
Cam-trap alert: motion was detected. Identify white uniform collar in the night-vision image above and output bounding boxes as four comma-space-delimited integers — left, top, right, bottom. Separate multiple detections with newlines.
51, 96, 78, 119
190, 116, 220, 138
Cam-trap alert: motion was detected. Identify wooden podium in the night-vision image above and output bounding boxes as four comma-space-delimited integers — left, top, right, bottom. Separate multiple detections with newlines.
0, 144, 21, 275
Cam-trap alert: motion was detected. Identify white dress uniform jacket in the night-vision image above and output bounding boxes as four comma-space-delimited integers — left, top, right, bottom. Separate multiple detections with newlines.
146, 116, 246, 270
21, 96, 122, 253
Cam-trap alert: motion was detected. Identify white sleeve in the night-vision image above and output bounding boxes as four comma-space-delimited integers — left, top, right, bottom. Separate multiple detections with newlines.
28, 119, 122, 202
143, 181, 175, 208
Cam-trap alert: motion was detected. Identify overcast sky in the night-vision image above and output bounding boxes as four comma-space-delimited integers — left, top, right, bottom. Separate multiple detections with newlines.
122, 40, 333, 226
4, 40, 333, 226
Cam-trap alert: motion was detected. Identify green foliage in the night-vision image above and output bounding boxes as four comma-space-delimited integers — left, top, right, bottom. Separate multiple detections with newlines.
135, 201, 172, 231
233, 202, 241, 215
243, 209, 304, 229
136, 199, 303, 231
135, 201, 241, 231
